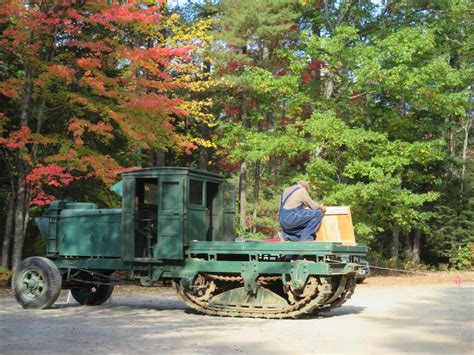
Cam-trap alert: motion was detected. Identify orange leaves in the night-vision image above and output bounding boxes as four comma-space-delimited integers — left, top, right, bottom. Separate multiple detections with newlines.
0, 26, 28, 50
126, 46, 191, 65
80, 76, 116, 97
68, 118, 85, 146
0, 126, 31, 149
76, 58, 102, 69
48, 64, 76, 85
129, 94, 186, 116
46, 150, 121, 185
67, 41, 113, 54
90, 121, 113, 134
80, 155, 121, 185
49, 149, 78, 163
35, 64, 76, 88
0, 2, 18, 24
179, 140, 198, 155
68, 118, 113, 146
0, 78, 21, 98
0, 125, 56, 150
129, 93, 170, 112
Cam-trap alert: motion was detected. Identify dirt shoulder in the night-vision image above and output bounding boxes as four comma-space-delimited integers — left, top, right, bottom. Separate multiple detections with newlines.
359, 271, 474, 287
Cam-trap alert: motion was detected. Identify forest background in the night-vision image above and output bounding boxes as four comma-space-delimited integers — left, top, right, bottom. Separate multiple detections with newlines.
0, 0, 472, 271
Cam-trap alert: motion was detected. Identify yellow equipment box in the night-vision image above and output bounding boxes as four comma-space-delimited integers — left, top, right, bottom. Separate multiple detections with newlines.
315, 206, 356, 246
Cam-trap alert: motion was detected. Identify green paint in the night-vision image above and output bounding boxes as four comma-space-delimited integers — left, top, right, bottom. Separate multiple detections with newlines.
35, 167, 366, 299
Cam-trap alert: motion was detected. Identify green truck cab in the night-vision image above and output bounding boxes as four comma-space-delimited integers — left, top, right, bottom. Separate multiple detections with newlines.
13, 167, 367, 319
39, 168, 235, 261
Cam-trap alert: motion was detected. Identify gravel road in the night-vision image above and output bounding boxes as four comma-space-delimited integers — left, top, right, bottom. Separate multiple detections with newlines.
0, 283, 472, 354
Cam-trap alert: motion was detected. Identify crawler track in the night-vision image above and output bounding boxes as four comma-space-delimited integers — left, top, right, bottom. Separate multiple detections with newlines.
174, 272, 357, 319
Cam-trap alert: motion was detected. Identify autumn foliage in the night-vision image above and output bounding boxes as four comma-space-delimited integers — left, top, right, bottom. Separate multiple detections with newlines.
0, 0, 194, 205
0, 1, 208, 267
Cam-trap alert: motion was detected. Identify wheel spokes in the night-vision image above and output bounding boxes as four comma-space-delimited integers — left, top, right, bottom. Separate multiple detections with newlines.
21, 270, 45, 299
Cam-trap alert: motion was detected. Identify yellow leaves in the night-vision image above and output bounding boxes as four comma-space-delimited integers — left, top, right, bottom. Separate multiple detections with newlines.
184, 77, 216, 92
179, 99, 214, 123
168, 13, 181, 22
172, 18, 213, 47
163, 17, 213, 50
191, 137, 216, 149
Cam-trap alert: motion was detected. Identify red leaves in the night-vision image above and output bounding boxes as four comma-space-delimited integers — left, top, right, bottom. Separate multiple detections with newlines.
127, 46, 191, 64
302, 59, 326, 83
88, 4, 162, 26
224, 107, 241, 116
26, 164, 74, 206
218, 61, 244, 75
27, 164, 74, 186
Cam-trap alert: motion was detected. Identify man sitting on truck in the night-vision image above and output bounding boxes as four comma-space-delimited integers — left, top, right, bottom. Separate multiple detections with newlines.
279, 180, 326, 241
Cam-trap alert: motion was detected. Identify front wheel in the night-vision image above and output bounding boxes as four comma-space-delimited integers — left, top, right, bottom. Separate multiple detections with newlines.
12, 256, 62, 309
70, 272, 115, 306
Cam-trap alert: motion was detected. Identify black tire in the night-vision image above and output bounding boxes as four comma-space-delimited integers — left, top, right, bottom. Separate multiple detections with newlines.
70, 272, 115, 306
12, 256, 62, 309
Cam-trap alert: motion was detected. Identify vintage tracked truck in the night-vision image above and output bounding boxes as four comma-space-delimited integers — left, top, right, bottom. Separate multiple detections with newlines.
12, 167, 367, 318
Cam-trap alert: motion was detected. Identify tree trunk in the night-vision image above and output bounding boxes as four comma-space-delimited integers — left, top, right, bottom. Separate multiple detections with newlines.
449, 124, 455, 158
12, 29, 34, 269
136, 146, 142, 168
252, 160, 261, 233
151, 149, 165, 167
11, 171, 29, 270
198, 46, 212, 171
1, 194, 15, 269
238, 66, 249, 231
460, 115, 472, 196
33, 26, 58, 162
412, 229, 421, 265
198, 123, 210, 170
239, 161, 247, 231
19, 28, 33, 123
323, 72, 334, 99
390, 222, 400, 261
405, 233, 413, 262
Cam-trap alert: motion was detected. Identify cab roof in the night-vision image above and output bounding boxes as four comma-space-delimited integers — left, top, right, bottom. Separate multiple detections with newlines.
119, 167, 223, 180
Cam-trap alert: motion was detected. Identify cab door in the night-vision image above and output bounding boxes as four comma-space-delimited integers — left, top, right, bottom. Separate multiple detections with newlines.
121, 177, 159, 261
187, 178, 206, 242
155, 178, 184, 259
